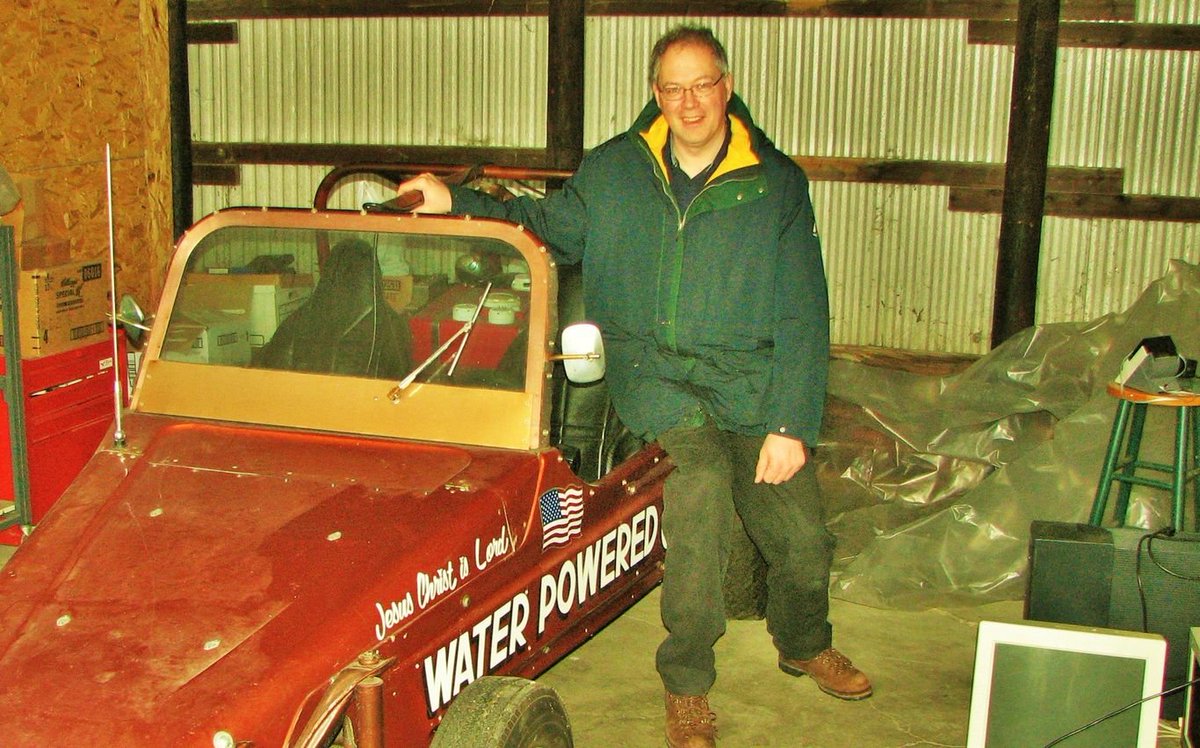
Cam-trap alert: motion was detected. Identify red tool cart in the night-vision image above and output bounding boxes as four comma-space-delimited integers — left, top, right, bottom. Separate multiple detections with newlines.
0, 338, 123, 545
409, 284, 528, 370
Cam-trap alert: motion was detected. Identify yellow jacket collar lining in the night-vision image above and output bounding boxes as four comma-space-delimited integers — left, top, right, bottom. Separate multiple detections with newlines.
641, 114, 759, 185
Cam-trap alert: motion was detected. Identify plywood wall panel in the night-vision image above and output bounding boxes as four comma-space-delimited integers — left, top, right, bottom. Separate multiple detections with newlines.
0, 0, 173, 309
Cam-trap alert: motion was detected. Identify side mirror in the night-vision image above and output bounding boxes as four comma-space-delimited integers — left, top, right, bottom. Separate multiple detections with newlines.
555, 322, 605, 384
117, 294, 153, 349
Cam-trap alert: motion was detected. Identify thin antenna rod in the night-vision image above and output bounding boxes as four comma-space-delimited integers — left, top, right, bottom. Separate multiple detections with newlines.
106, 144, 125, 447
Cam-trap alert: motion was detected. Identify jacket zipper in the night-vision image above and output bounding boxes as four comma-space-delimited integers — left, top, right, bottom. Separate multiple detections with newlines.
651, 162, 755, 231
677, 172, 757, 231
659, 168, 758, 352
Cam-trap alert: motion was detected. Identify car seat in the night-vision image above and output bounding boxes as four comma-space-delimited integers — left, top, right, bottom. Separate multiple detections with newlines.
549, 264, 643, 482
253, 238, 413, 379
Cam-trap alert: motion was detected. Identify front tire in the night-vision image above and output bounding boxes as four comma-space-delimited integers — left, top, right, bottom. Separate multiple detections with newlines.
430, 676, 573, 748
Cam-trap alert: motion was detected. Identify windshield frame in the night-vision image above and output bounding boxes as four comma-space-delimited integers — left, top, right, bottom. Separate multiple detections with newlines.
131, 208, 558, 451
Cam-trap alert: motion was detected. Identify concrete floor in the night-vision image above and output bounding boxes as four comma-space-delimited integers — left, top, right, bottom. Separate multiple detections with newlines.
540, 589, 1185, 748
539, 589, 1019, 747
0, 543, 1181, 747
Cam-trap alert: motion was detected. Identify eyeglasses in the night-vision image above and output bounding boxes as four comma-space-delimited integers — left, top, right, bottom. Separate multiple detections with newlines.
657, 74, 725, 102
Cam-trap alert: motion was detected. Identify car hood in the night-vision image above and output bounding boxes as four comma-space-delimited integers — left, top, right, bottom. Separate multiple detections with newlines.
0, 414, 534, 745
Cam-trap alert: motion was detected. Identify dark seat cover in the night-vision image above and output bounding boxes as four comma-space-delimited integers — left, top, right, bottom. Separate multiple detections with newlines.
254, 239, 413, 379
550, 264, 643, 481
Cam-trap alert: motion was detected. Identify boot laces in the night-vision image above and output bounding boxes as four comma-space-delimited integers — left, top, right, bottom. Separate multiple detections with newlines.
814, 648, 854, 673
670, 694, 717, 730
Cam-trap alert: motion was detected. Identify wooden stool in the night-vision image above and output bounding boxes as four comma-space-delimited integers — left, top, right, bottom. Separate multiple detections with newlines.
1089, 381, 1200, 531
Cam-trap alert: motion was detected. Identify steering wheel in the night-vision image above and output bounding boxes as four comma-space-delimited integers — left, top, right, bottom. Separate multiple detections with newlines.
363, 190, 425, 213
362, 164, 485, 214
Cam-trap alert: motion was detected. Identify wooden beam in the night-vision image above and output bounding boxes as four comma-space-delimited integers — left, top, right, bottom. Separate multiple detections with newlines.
546, 0, 585, 172
193, 142, 1141, 200
193, 144, 1127, 193
970, 21, 1200, 49
186, 0, 1134, 21
189, 1, 545, 19
193, 142, 1195, 223
992, 0, 1060, 347
170, 0, 194, 239
772, 0, 1130, 19
192, 142, 560, 169
830, 344, 978, 375
187, 21, 238, 44
192, 164, 241, 186
950, 188, 1200, 223
793, 157, 1123, 193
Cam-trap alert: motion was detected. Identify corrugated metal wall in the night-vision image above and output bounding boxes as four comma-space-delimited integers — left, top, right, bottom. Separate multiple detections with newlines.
189, 10, 1200, 354
190, 16, 548, 216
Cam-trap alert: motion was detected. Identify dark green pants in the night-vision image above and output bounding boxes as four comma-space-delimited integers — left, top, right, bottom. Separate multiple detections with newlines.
655, 421, 835, 695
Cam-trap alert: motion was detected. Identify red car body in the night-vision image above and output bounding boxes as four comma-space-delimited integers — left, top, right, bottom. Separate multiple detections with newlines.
0, 208, 667, 746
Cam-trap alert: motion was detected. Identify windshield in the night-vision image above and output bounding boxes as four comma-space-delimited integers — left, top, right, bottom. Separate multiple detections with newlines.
135, 210, 554, 450
163, 225, 531, 392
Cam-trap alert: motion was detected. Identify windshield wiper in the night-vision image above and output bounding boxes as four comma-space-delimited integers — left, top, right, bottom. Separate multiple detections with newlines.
389, 282, 492, 402
446, 282, 492, 377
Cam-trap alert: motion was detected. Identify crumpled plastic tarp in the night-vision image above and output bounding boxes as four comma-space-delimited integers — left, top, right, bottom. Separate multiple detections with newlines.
820, 259, 1200, 610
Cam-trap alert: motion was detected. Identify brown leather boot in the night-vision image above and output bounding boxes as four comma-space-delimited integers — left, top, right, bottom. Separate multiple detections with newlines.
664, 690, 717, 747
779, 647, 873, 700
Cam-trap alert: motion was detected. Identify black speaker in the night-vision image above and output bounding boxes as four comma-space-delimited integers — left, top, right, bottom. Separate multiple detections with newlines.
1108, 528, 1200, 720
1026, 521, 1200, 719
1025, 521, 1114, 626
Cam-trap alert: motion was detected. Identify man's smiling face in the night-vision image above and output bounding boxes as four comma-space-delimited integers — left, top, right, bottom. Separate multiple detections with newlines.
653, 41, 733, 161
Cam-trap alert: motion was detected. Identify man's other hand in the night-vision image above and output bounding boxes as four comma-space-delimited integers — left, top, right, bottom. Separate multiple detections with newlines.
395, 173, 452, 214
754, 433, 808, 484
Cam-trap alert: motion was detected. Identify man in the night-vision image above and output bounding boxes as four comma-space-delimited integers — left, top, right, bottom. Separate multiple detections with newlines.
399, 25, 870, 747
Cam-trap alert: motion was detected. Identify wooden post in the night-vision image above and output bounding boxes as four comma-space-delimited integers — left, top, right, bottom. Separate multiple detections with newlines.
991, 0, 1061, 347
168, 0, 193, 239
546, 0, 585, 174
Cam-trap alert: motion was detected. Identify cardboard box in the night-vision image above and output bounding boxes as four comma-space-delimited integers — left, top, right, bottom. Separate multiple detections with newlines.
381, 275, 414, 313
18, 236, 72, 269
0, 256, 110, 357
180, 274, 313, 348
247, 284, 310, 347
2, 174, 71, 270
127, 349, 142, 396
191, 271, 313, 288
160, 310, 250, 366
13, 175, 46, 243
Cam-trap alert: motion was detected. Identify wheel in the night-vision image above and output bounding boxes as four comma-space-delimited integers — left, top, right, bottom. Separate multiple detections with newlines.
430, 676, 573, 748
723, 512, 768, 620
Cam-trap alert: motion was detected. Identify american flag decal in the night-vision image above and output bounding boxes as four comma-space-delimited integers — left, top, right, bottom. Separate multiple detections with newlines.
539, 485, 585, 550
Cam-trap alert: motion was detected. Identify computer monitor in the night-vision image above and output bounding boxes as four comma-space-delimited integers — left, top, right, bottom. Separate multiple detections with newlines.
966, 620, 1166, 748
1184, 627, 1200, 748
